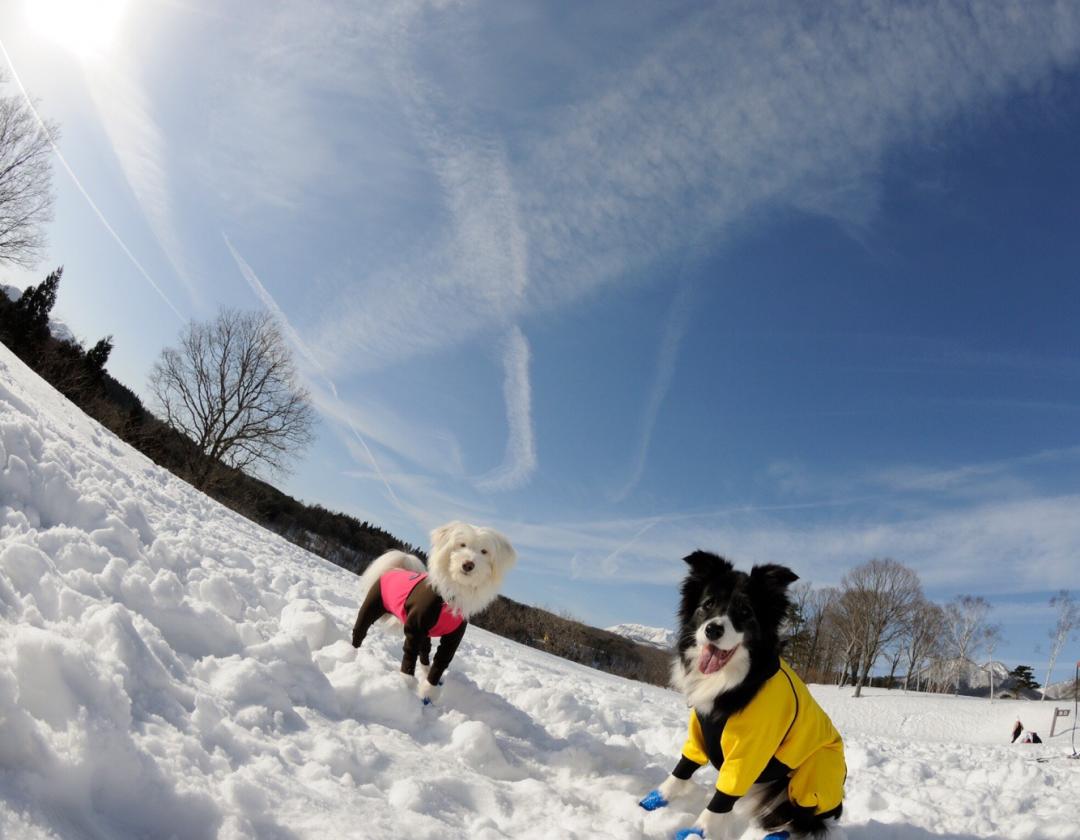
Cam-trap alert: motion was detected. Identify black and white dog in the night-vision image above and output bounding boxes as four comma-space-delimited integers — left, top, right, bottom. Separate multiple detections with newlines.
640, 551, 846, 839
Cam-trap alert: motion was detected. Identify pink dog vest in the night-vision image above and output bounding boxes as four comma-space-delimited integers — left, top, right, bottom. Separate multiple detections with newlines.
380, 569, 465, 637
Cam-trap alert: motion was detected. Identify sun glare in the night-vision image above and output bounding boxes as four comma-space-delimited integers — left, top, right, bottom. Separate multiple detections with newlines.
26, 0, 129, 59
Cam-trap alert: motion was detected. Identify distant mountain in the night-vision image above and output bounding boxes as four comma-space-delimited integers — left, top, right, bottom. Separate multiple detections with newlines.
47, 316, 77, 345
2, 283, 20, 302
909, 657, 1031, 697
606, 623, 677, 650
1042, 677, 1080, 701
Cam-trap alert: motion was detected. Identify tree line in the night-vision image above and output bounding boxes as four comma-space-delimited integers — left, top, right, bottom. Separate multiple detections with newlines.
784, 557, 1079, 700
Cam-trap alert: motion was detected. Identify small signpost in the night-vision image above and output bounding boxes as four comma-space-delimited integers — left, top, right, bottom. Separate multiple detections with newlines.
1049, 706, 1071, 738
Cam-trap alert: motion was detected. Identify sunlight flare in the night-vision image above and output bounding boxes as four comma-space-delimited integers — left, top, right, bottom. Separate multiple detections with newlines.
26, 0, 129, 59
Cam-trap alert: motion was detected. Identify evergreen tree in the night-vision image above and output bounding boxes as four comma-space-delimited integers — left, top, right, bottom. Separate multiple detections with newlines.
11, 266, 62, 343
1009, 664, 1040, 691
86, 335, 114, 375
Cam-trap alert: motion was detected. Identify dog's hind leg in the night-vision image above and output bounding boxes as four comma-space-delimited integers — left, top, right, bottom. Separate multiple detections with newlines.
352, 580, 388, 648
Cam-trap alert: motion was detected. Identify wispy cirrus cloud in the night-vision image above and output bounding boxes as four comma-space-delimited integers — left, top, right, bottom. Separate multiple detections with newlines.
870, 446, 1080, 496
105, 0, 1080, 503
475, 325, 536, 492
26, 0, 1080, 572
224, 235, 415, 519
520, 1, 1080, 298
84, 57, 202, 309
499, 492, 1080, 601
612, 281, 696, 503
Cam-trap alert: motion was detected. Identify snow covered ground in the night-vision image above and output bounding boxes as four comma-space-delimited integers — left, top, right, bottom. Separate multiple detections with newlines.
1, 341, 1078, 840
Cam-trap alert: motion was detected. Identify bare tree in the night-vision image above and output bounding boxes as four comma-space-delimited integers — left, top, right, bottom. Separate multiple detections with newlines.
943, 595, 991, 695
802, 587, 840, 683
149, 309, 316, 488
984, 624, 1002, 701
902, 599, 946, 692
831, 588, 860, 688
1042, 590, 1079, 699
0, 72, 57, 267
840, 558, 923, 698
884, 638, 905, 689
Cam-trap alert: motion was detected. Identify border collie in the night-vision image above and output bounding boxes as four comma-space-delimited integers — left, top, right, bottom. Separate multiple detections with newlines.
640, 551, 845, 839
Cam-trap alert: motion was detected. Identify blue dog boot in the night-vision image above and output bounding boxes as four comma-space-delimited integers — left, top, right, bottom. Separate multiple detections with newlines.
763, 832, 790, 840
674, 829, 704, 840
639, 789, 668, 811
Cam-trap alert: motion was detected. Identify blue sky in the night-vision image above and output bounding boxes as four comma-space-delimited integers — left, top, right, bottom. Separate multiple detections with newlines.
2, 0, 1079, 676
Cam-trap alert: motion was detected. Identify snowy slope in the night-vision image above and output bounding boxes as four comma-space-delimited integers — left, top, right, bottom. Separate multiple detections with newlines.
607, 623, 677, 650
1, 341, 1079, 840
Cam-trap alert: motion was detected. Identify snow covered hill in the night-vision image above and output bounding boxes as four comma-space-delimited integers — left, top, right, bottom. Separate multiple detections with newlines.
607, 623, 677, 650
2, 341, 1079, 840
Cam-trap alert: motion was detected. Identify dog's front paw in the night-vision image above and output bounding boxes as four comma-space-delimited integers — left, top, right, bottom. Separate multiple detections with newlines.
418, 680, 441, 706
639, 790, 668, 811
682, 808, 740, 840
657, 775, 696, 802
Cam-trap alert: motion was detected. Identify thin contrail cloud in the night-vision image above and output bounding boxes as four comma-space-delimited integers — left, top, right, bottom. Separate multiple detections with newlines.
0, 37, 184, 322
222, 233, 410, 519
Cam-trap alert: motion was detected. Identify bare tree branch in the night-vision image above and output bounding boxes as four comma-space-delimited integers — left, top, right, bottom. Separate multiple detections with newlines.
0, 72, 57, 267
1043, 590, 1079, 699
942, 595, 992, 695
149, 309, 316, 488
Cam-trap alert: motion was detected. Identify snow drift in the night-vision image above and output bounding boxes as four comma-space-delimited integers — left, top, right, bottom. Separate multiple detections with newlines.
1, 341, 1078, 839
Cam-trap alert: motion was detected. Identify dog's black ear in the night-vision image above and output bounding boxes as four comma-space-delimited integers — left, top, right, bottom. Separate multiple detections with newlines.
749, 563, 799, 592
683, 551, 733, 577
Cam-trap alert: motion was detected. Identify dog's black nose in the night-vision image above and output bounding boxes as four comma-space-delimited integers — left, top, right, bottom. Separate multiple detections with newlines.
462, 561, 475, 573
705, 622, 723, 641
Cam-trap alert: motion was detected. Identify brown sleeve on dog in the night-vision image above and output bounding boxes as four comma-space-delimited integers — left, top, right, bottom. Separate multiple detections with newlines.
401, 580, 446, 676
399, 581, 439, 674
403, 580, 467, 685
426, 620, 467, 686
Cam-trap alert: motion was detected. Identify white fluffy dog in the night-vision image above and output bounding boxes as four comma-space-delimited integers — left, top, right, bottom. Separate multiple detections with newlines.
351, 521, 516, 703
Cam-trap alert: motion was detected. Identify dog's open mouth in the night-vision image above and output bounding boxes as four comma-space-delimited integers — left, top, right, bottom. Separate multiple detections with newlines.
698, 643, 739, 675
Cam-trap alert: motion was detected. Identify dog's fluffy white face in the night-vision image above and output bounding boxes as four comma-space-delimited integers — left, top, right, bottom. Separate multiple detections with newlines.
426, 521, 516, 618
672, 612, 751, 713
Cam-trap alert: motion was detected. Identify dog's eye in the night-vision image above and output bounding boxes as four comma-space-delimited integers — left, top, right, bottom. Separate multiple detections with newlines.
459, 542, 466, 548
701, 598, 715, 610
480, 549, 488, 555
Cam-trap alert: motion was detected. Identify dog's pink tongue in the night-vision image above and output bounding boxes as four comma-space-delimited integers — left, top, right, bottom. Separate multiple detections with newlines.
699, 645, 725, 675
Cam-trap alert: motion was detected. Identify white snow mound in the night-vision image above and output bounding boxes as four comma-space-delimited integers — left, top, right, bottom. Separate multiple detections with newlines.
1, 342, 1078, 839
